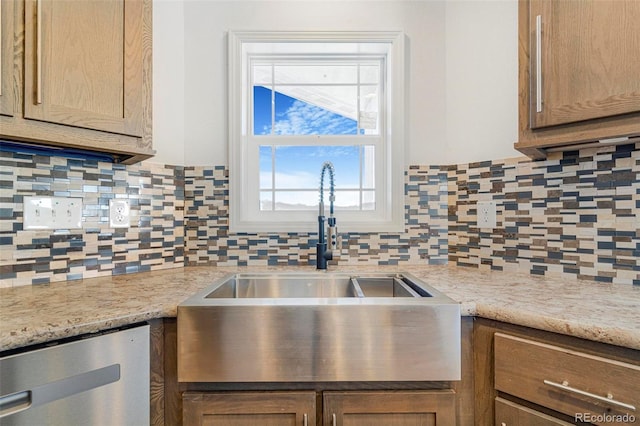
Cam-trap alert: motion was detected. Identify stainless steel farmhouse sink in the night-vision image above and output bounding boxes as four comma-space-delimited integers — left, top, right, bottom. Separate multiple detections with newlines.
178, 272, 461, 383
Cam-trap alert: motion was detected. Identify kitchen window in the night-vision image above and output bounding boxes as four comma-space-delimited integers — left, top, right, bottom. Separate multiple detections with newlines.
228, 31, 405, 233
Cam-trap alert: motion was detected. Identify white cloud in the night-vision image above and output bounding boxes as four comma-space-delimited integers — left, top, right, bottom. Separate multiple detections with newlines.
274, 100, 356, 135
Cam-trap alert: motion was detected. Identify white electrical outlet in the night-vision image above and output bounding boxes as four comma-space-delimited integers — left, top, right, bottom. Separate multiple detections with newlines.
24, 196, 83, 230
109, 199, 130, 228
477, 200, 497, 229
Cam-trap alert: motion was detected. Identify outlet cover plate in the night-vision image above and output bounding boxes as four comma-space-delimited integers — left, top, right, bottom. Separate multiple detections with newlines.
24, 196, 83, 230
477, 200, 497, 229
109, 199, 130, 228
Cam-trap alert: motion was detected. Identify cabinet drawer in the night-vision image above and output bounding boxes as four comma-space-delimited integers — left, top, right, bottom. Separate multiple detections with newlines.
494, 333, 639, 425
495, 397, 572, 426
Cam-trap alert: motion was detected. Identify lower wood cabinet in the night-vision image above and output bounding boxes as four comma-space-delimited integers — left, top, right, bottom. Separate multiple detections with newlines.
323, 390, 456, 426
474, 318, 640, 426
495, 397, 573, 426
182, 392, 316, 426
494, 333, 640, 425
182, 390, 456, 426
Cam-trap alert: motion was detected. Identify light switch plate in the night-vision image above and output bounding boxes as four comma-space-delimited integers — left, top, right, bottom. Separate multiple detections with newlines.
24, 196, 83, 230
109, 199, 130, 228
477, 200, 497, 229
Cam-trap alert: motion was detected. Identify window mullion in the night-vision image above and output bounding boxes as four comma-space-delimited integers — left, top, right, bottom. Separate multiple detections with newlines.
270, 146, 275, 211
270, 64, 275, 134
358, 145, 363, 211
357, 62, 361, 135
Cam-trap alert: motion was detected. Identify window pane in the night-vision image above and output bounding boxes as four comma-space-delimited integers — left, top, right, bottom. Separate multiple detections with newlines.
334, 191, 361, 210
273, 146, 360, 189
360, 65, 380, 84
270, 190, 368, 211
274, 191, 317, 210
359, 85, 379, 134
254, 86, 273, 135
253, 65, 273, 85
259, 146, 273, 189
273, 90, 357, 135
274, 64, 357, 85
260, 191, 273, 211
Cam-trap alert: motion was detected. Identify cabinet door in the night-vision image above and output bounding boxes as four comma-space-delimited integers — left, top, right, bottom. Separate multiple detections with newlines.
529, 0, 640, 129
495, 397, 573, 426
23, 0, 144, 137
0, 0, 14, 116
323, 390, 456, 426
183, 392, 316, 426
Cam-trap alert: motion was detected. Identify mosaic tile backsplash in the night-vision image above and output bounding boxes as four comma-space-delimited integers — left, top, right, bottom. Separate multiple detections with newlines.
0, 152, 184, 287
1, 143, 638, 287
183, 165, 449, 267
449, 143, 639, 285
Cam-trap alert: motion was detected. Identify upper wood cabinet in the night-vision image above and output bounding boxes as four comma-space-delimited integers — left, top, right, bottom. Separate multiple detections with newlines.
515, 0, 640, 158
0, 0, 153, 164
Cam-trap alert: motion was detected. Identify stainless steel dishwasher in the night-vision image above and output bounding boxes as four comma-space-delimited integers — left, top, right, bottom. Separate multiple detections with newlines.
0, 324, 149, 426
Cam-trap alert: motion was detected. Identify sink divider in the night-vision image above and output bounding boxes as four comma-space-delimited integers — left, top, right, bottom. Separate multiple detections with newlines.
393, 278, 422, 297
349, 277, 366, 298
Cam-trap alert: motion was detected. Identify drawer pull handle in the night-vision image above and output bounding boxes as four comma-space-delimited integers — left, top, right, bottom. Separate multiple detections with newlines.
543, 380, 636, 411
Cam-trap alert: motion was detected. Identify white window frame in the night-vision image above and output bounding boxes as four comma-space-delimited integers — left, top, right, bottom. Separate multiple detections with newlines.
228, 31, 406, 233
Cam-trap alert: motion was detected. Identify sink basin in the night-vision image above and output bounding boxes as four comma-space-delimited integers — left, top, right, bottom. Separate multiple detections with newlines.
205, 273, 426, 299
205, 274, 359, 298
178, 272, 460, 383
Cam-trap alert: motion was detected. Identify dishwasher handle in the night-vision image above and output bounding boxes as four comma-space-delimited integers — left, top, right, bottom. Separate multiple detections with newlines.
0, 391, 32, 418
0, 364, 120, 419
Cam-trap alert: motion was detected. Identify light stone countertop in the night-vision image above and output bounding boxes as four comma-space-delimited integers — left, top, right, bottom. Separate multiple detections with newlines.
1, 265, 639, 352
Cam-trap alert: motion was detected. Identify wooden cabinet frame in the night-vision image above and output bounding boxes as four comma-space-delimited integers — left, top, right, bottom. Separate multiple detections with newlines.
0, 0, 15, 116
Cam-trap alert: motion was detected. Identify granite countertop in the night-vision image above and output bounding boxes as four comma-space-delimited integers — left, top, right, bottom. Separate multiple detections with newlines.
1, 265, 639, 352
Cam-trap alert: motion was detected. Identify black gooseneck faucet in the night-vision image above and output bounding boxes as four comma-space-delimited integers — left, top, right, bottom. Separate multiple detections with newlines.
317, 161, 337, 270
